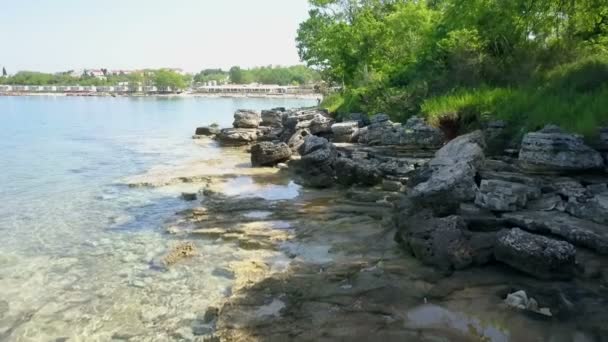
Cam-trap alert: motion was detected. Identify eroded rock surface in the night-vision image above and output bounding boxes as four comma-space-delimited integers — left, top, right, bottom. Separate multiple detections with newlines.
233, 109, 262, 129
250, 142, 292, 167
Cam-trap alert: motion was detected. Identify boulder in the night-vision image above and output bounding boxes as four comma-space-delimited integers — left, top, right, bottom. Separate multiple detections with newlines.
348, 113, 370, 127
397, 214, 497, 271
286, 129, 311, 154
233, 110, 261, 129
370, 113, 390, 124
250, 142, 292, 167
410, 161, 478, 215
360, 120, 403, 146
474, 179, 540, 212
334, 157, 382, 186
291, 136, 337, 188
261, 109, 284, 127
217, 128, 261, 146
331, 121, 359, 143
519, 125, 604, 173
502, 210, 608, 254
400, 116, 444, 149
309, 114, 334, 135
195, 126, 220, 136
432, 130, 486, 169
565, 193, 608, 225
494, 228, 576, 280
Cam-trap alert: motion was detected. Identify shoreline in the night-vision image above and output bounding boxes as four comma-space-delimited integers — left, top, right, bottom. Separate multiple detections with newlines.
0, 92, 323, 100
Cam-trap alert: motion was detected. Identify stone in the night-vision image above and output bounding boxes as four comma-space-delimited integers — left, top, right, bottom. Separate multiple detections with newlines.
334, 157, 382, 186
474, 179, 540, 211
250, 142, 292, 167
502, 210, 608, 254
565, 193, 608, 225
400, 116, 444, 149
286, 129, 311, 154
261, 109, 284, 127
291, 136, 337, 188
526, 193, 565, 211
309, 114, 334, 135
382, 180, 403, 192
348, 113, 370, 127
397, 214, 497, 271
181, 192, 197, 201
504, 290, 552, 317
410, 161, 478, 215
494, 228, 576, 279
370, 113, 390, 124
432, 130, 486, 169
162, 242, 198, 266
361, 120, 403, 146
331, 121, 360, 143
519, 125, 604, 173
233, 109, 262, 128
216, 128, 262, 146
195, 126, 220, 136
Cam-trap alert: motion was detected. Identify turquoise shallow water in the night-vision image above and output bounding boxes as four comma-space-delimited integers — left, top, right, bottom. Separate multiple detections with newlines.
0, 96, 314, 340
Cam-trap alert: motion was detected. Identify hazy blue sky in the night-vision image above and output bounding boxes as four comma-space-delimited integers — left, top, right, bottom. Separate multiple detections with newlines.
0, 0, 311, 73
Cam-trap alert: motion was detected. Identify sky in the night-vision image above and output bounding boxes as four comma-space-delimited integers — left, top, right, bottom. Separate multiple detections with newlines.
0, 0, 312, 73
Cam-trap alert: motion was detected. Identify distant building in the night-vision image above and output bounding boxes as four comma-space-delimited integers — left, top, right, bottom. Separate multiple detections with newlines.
0, 85, 13, 92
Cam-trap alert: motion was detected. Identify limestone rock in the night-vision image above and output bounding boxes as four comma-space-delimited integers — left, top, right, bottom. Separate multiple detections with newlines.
400, 116, 444, 149
348, 113, 370, 127
519, 125, 604, 173
474, 179, 540, 211
565, 193, 608, 225
291, 136, 337, 188
502, 210, 608, 254
217, 128, 261, 146
331, 121, 359, 143
286, 129, 311, 154
261, 109, 284, 127
432, 130, 486, 169
309, 114, 334, 135
397, 214, 497, 271
370, 113, 390, 124
334, 157, 382, 186
494, 228, 576, 280
251, 142, 292, 167
195, 126, 220, 136
410, 161, 478, 215
233, 110, 262, 129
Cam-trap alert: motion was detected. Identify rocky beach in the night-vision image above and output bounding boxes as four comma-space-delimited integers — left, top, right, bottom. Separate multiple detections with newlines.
131, 106, 608, 341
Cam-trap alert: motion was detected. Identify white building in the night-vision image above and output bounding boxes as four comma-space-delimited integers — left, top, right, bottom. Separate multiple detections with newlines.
0, 85, 12, 92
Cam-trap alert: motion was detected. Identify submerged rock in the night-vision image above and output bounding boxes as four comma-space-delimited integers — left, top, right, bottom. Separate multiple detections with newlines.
494, 228, 576, 279
250, 142, 292, 167
519, 125, 604, 173
181, 192, 198, 201
233, 110, 262, 129
161, 242, 198, 266
502, 210, 608, 254
195, 126, 221, 136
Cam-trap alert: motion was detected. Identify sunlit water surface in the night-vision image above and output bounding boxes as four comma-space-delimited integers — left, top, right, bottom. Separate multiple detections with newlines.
0, 96, 315, 341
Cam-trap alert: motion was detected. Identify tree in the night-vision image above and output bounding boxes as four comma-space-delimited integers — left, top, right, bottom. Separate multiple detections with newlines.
153, 69, 187, 92
2, 67, 6, 77
229, 66, 244, 84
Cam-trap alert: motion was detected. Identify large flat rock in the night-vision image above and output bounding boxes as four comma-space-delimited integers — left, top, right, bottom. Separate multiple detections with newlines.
503, 210, 608, 254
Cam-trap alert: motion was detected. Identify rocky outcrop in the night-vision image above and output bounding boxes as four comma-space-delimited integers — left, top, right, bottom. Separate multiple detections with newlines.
286, 129, 311, 154
331, 121, 359, 143
250, 142, 292, 167
309, 114, 333, 135
400, 116, 444, 149
261, 109, 284, 127
431, 130, 486, 169
334, 157, 382, 186
502, 210, 608, 254
475, 179, 540, 211
233, 110, 262, 129
217, 128, 263, 146
494, 228, 576, 279
290, 135, 337, 188
358, 114, 403, 146
397, 213, 496, 271
195, 126, 220, 136
565, 192, 608, 225
519, 125, 604, 173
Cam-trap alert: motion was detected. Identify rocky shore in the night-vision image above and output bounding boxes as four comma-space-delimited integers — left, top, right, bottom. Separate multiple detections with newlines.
175, 109, 608, 341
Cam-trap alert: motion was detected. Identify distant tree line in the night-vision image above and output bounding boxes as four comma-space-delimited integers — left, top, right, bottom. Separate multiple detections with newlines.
194, 65, 321, 86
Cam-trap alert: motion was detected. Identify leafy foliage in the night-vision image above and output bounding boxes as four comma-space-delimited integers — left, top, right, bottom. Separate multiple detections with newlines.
300, 0, 608, 137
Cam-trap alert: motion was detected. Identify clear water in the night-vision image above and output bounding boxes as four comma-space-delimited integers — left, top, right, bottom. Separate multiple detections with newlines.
0, 96, 315, 341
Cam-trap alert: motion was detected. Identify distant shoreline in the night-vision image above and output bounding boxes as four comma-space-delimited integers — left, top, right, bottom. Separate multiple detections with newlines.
0, 92, 323, 100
